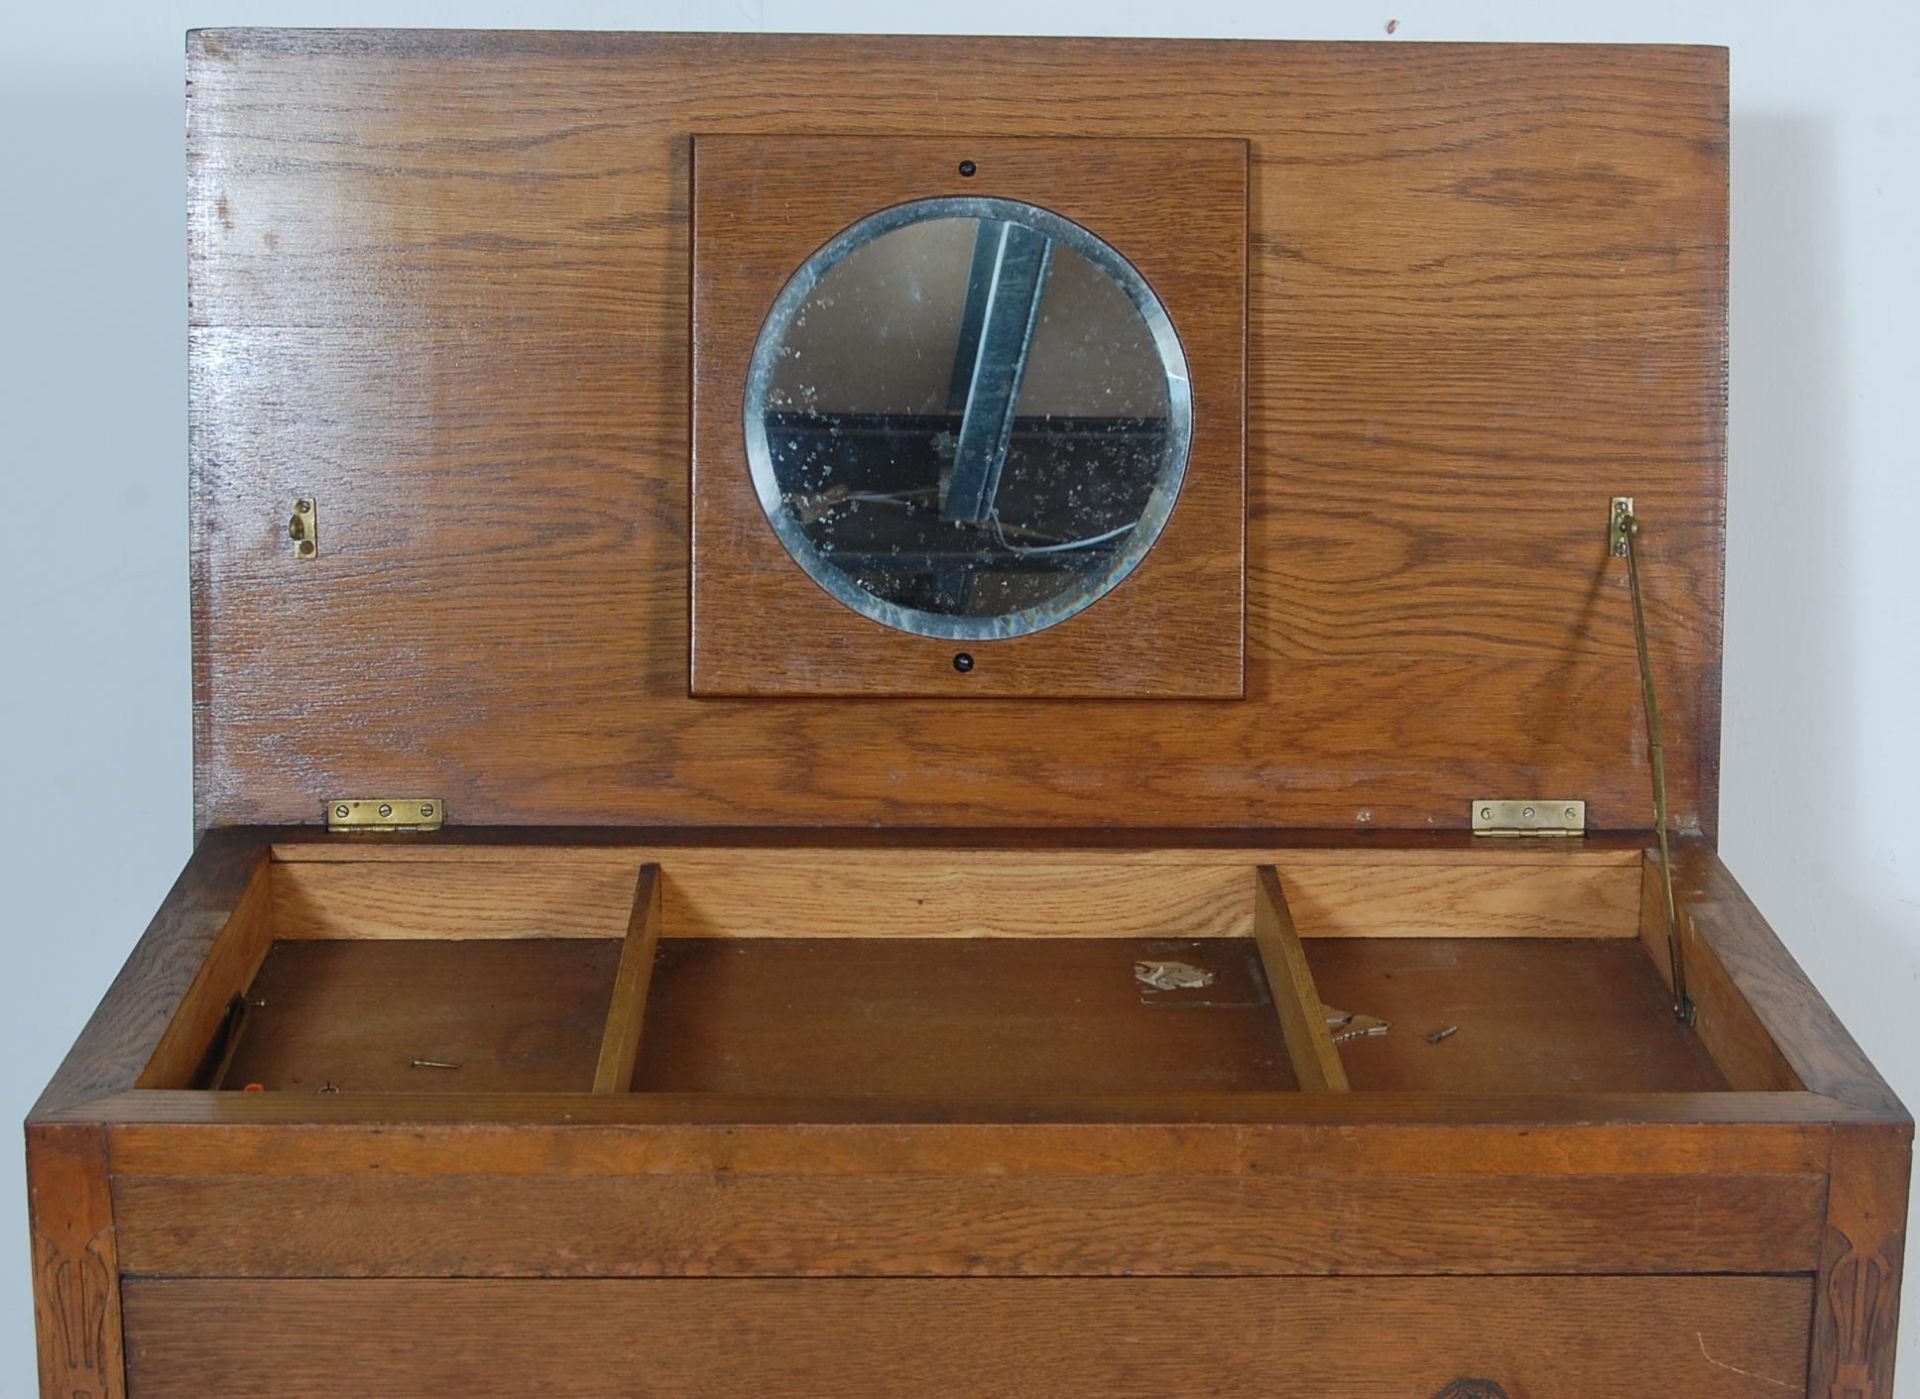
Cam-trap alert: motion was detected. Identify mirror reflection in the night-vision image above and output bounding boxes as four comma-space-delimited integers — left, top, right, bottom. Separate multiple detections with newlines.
744, 197, 1191, 641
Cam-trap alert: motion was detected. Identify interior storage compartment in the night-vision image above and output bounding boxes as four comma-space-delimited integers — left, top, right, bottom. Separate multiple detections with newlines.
219, 940, 622, 1094
141, 837, 1785, 1105
1306, 939, 1725, 1093
633, 938, 1299, 1096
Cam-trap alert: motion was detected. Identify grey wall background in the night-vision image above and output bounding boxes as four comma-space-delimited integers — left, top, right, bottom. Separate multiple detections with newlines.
3, 2, 1915, 1391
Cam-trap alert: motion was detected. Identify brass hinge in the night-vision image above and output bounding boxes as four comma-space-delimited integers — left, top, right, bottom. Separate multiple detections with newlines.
326, 799, 444, 832
1471, 800, 1586, 838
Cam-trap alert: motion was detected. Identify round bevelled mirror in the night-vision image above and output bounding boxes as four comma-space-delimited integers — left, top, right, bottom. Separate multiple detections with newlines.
743, 197, 1192, 641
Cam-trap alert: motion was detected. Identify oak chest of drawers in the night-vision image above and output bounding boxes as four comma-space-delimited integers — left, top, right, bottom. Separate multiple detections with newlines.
28, 29, 1908, 1398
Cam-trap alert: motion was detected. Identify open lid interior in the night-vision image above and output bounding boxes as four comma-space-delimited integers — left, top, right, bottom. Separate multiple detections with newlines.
188, 31, 1727, 835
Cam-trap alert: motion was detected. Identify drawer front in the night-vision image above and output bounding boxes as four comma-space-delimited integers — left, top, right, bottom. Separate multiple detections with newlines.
124, 1274, 1811, 1397
112, 1168, 1827, 1278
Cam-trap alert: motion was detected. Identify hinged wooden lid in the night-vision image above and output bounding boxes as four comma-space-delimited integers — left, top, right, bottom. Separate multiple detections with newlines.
188, 31, 1726, 835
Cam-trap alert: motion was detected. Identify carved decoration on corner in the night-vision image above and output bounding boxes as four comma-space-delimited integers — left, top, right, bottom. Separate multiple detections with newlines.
34, 1224, 116, 1398
1821, 1223, 1903, 1399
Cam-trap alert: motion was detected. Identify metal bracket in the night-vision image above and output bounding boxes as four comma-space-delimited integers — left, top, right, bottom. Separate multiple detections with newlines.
1608, 495, 1633, 558
289, 498, 318, 559
1471, 799, 1586, 837
1323, 1005, 1391, 1045
1612, 497, 1695, 1026
326, 799, 444, 833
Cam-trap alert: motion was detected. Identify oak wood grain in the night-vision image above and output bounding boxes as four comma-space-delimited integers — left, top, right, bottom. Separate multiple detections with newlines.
66, 1090, 1876, 1143
1677, 840, 1903, 1113
99, 1114, 1836, 1176
1279, 857, 1639, 939
27, 1125, 124, 1399
134, 858, 274, 1090
32, 829, 271, 1116
110, 1167, 1823, 1278
266, 843, 1641, 941
121, 1274, 1811, 1398
187, 33, 1728, 832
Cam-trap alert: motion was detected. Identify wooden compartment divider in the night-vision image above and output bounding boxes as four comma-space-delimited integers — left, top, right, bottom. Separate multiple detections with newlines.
1253, 867, 1349, 1092
592, 865, 662, 1094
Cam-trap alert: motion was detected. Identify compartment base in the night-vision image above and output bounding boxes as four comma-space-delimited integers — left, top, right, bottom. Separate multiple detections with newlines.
635, 936, 1300, 1097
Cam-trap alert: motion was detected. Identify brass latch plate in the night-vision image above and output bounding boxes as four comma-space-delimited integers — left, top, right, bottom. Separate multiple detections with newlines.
1471, 799, 1586, 837
327, 799, 444, 832
289, 498, 318, 558
1608, 496, 1634, 557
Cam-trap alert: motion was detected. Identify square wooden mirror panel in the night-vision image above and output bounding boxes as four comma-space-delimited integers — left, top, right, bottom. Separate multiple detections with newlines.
27, 30, 1906, 1399
692, 135, 1247, 697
